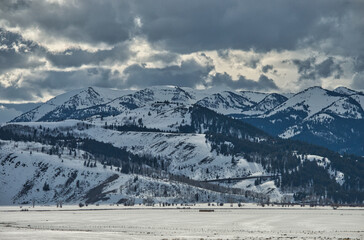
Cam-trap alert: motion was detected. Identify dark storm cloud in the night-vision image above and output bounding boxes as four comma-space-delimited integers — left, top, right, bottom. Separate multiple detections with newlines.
262, 65, 273, 73
352, 55, 364, 90
0, 67, 124, 102
211, 72, 278, 91
244, 57, 260, 69
0, 0, 28, 11
1, 0, 362, 62
123, 60, 213, 88
46, 45, 132, 68
0, 28, 46, 73
316, 58, 343, 79
292, 57, 343, 81
35, 68, 122, 90
0, 60, 215, 101
0, 1, 134, 45
0, 0, 363, 101
0, 27, 134, 74
353, 55, 364, 73
352, 73, 364, 90
144, 52, 180, 65
0, 86, 36, 101
134, 0, 362, 55
0, 27, 133, 72
217, 49, 230, 59
0, 83, 44, 101
2, 0, 362, 55
136, 0, 318, 52
216, 50, 261, 70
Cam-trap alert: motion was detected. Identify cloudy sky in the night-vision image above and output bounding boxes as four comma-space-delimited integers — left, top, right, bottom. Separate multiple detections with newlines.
0, 0, 363, 103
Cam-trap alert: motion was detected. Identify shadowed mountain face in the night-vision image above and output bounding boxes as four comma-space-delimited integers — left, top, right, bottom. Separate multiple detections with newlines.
236, 87, 364, 156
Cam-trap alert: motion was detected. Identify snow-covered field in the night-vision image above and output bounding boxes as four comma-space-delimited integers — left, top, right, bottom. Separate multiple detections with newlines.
0, 204, 363, 239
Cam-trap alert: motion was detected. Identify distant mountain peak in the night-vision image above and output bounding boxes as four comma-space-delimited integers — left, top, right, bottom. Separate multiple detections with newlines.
333, 86, 359, 96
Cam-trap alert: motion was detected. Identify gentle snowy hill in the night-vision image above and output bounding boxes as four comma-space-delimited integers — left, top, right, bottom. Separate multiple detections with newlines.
1, 139, 235, 205
96, 102, 191, 132
333, 86, 361, 96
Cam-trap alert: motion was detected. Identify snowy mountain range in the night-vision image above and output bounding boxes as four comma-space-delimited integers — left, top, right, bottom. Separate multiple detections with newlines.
9, 85, 364, 156
1, 85, 363, 205
239, 86, 364, 156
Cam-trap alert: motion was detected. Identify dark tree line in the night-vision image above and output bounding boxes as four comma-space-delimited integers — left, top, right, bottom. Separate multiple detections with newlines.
204, 132, 364, 203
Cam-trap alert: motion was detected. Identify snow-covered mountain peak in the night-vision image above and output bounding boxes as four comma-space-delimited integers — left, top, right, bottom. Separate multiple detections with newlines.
62, 87, 105, 110
295, 86, 327, 96
172, 86, 195, 102
144, 86, 196, 103
11, 88, 88, 122
333, 86, 359, 96
266, 86, 342, 118
11, 87, 130, 122
243, 93, 288, 116
196, 91, 255, 114
321, 97, 364, 119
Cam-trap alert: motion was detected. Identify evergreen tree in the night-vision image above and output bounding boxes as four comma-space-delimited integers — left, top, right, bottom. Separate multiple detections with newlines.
43, 182, 50, 191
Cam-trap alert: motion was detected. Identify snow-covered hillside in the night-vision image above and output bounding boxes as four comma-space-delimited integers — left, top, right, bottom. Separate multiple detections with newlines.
321, 97, 364, 119
75, 128, 265, 181
0, 140, 118, 204
0, 135, 277, 205
96, 102, 191, 132
265, 87, 343, 119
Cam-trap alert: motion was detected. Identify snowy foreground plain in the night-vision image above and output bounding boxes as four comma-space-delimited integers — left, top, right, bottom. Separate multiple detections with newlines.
0, 204, 363, 240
